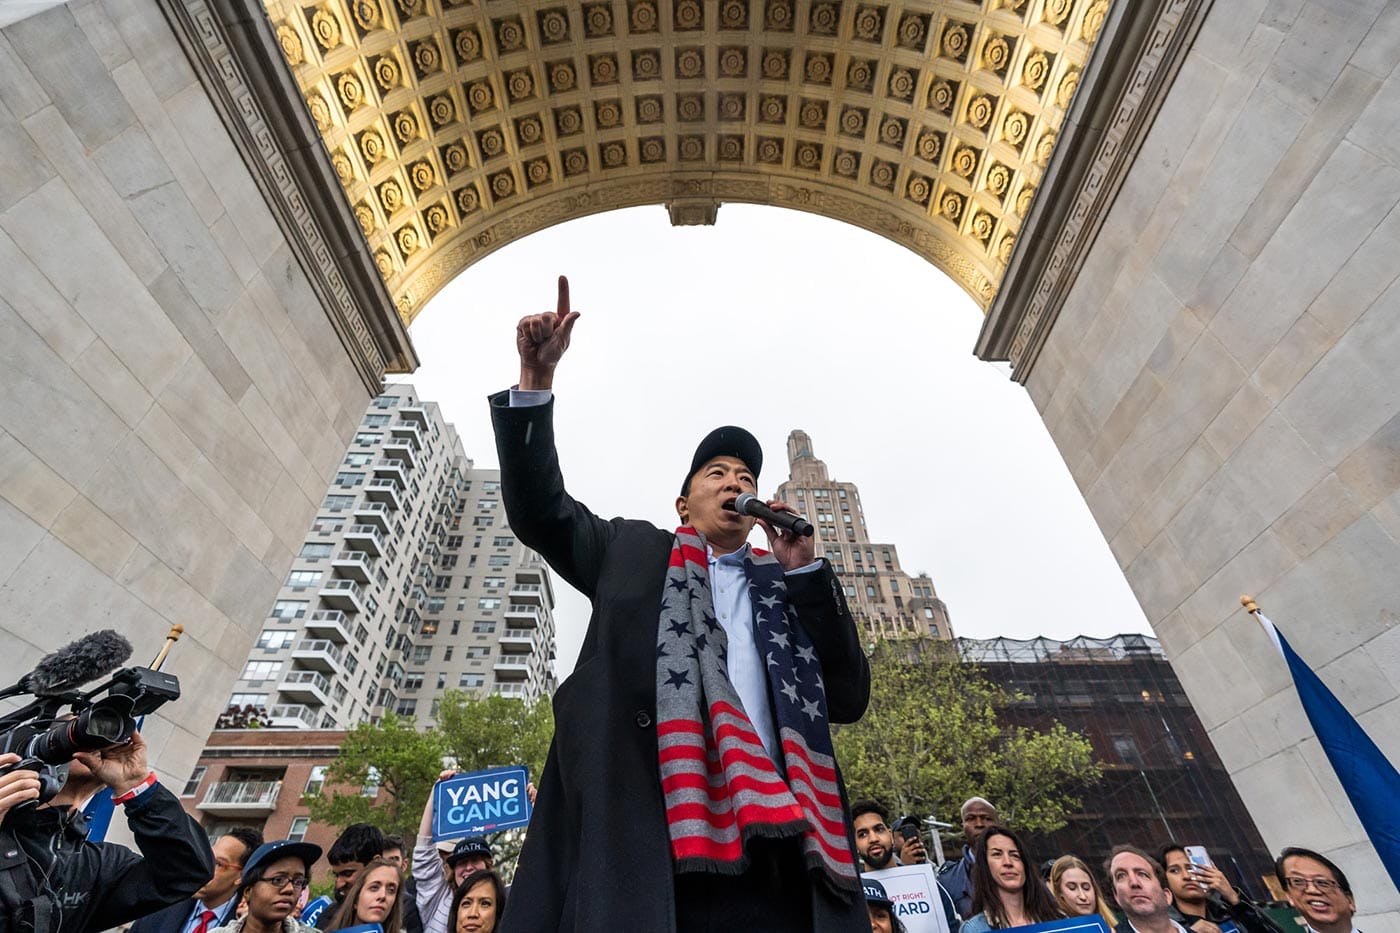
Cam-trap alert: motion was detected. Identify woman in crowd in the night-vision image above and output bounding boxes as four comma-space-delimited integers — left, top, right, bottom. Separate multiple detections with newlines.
324, 858, 405, 932
1050, 854, 1118, 923
863, 877, 908, 933
450, 868, 507, 933
962, 825, 1066, 933
213, 840, 322, 933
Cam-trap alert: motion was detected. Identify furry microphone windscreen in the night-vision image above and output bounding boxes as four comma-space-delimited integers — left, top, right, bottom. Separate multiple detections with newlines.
28, 630, 134, 695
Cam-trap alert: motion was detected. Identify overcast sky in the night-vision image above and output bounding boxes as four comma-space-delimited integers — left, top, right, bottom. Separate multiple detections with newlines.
393, 204, 1151, 676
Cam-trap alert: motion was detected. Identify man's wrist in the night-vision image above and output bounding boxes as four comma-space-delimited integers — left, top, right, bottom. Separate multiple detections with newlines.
112, 772, 158, 803
518, 367, 554, 390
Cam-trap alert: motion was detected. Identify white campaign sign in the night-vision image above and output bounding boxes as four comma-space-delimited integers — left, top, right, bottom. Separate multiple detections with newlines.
866, 864, 953, 933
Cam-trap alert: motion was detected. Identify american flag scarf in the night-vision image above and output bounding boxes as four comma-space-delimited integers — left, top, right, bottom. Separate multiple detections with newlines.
655, 526, 858, 897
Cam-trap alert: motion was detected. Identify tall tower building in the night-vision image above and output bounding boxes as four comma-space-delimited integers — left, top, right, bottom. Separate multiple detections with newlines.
774, 430, 952, 641
219, 383, 557, 731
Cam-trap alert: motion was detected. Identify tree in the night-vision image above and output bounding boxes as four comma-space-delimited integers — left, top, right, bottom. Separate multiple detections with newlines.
303, 713, 447, 839
434, 690, 553, 779
433, 691, 554, 879
832, 639, 1099, 834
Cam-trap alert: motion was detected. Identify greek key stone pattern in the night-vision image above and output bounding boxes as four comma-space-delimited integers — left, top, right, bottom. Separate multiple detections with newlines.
266, 0, 1109, 322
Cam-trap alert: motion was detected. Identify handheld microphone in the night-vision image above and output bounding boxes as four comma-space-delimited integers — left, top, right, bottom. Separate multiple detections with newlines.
26, 630, 133, 696
730, 492, 814, 538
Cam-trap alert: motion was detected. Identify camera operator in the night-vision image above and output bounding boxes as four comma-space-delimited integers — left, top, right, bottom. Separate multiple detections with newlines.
0, 729, 215, 933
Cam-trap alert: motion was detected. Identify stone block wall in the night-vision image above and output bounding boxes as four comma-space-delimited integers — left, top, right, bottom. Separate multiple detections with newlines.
1027, 0, 1400, 921
0, 1, 375, 786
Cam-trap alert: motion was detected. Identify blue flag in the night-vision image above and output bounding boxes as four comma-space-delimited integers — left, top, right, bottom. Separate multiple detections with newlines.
1257, 611, 1400, 891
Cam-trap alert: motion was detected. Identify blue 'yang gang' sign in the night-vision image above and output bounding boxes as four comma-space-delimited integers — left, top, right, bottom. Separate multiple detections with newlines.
431, 765, 532, 841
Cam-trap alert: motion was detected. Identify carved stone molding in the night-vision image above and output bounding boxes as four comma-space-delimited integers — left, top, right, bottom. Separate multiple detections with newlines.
974, 0, 1215, 381
158, 0, 417, 390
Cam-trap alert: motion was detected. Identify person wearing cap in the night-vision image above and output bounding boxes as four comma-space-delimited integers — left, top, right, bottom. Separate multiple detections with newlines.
487, 277, 870, 932
210, 840, 322, 933
411, 773, 494, 933
863, 877, 908, 933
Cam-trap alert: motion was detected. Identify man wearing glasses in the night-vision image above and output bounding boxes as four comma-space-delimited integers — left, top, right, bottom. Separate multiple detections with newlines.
1275, 848, 1360, 933
213, 840, 323, 933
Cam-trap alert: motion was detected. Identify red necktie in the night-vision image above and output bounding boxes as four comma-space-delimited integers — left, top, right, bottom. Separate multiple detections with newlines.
192, 910, 217, 933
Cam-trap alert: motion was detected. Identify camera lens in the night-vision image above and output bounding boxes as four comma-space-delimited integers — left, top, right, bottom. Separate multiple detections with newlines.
30, 704, 133, 764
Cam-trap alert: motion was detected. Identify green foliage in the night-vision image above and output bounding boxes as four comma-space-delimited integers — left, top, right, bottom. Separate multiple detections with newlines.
833, 640, 1100, 834
434, 690, 553, 779
300, 694, 554, 882
303, 712, 447, 839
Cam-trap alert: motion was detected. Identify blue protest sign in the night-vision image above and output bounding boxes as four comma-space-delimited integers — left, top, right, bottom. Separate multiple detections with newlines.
300, 895, 334, 926
1015, 915, 1116, 933
431, 765, 532, 841
335, 925, 383, 933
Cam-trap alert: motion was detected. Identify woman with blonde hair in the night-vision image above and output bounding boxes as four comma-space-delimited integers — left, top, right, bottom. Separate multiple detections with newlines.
1050, 854, 1117, 923
323, 858, 404, 933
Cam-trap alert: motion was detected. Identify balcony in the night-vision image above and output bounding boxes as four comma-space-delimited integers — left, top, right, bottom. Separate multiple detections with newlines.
354, 501, 392, 531
331, 550, 376, 583
364, 477, 403, 510
319, 577, 366, 614
493, 683, 527, 699
291, 638, 344, 674
266, 703, 319, 729
493, 655, 531, 680
515, 565, 545, 583
509, 582, 544, 605
399, 405, 428, 427
372, 459, 408, 488
389, 421, 423, 450
504, 604, 540, 627
199, 780, 281, 814
279, 669, 331, 706
305, 609, 351, 644
382, 440, 418, 470
499, 628, 535, 652
343, 524, 385, 556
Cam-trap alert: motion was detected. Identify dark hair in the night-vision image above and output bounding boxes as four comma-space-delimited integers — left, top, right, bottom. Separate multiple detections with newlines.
1158, 843, 1186, 866
1103, 845, 1168, 891
850, 800, 890, 825
329, 823, 388, 866
449, 868, 507, 933
324, 859, 405, 933
222, 827, 264, 865
867, 902, 908, 933
383, 834, 407, 854
1275, 847, 1352, 896
970, 825, 1065, 928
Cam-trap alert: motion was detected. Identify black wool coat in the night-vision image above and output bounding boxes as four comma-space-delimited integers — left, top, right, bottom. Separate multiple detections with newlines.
490, 393, 872, 933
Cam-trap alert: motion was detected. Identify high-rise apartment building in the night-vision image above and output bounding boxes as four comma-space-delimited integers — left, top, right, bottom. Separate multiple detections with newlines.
774, 430, 952, 641
220, 384, 557, 731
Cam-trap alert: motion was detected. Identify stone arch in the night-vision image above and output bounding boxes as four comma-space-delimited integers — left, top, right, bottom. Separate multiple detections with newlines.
265, 0, 1110, 324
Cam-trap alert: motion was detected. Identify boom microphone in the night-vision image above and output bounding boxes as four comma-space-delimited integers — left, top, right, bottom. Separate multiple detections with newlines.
730, 492, 814, 538
26, 630, 133, 696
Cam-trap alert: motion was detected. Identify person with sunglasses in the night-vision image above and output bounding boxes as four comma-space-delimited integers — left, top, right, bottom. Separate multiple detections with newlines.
1275, 848, 1359, 933
212, 840, 323, 933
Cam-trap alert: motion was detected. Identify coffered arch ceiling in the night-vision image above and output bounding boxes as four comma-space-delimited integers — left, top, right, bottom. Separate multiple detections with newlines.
265, 0, 1110, 325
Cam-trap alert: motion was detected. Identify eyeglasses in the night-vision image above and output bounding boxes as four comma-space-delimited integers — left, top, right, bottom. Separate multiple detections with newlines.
259, 875, 310, 891
1285, 877, 1342, 893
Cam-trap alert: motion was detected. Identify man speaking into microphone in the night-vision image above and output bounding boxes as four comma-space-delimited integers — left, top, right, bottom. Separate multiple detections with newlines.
488, 276, 870, 932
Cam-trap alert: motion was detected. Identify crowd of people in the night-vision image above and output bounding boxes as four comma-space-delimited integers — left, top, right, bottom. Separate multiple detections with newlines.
847, 794, 1363, 933
14, 756, 1359, 933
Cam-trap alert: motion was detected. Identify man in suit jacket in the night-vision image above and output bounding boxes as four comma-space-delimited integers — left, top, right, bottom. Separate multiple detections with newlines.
129, 827, 262, 933
491, 277, 871, 932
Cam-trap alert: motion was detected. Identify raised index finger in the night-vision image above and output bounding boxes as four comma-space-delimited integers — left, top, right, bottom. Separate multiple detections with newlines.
556, 275, 570, 321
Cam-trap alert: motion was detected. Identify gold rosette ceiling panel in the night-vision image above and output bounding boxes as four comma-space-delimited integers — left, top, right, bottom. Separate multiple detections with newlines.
267, 0, 1111, 325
